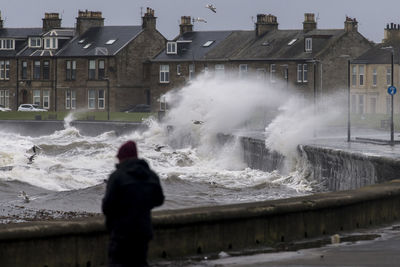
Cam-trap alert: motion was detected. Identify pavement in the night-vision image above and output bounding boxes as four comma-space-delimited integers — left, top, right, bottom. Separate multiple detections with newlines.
153, 223, 400, 267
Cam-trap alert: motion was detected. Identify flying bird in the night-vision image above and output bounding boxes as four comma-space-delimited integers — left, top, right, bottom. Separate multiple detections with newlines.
205, 4, 216, 13
193, 17, 207, 23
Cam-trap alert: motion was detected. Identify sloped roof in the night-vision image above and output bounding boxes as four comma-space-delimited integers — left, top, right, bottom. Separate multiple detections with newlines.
153, 28, 347, 62
0, 28, 43, 38
153, 31, 234, 61
57, 26, 143, 57
352, 43, 398, 64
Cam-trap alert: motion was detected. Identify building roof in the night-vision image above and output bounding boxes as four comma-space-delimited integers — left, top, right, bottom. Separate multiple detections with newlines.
57, 26, 143, 57
153, 31, 234, 61
0, 28, 43, 38
352, 43, 398, 64
153, 28, 347, 63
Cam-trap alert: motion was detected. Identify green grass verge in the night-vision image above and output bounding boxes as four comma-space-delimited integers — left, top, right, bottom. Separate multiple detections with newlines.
0, 111, 156, 122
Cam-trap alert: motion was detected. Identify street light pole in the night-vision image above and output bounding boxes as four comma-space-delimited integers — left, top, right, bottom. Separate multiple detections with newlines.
103, 77, 110, 121
390, 50, 394, 145
347, 59, 351, 142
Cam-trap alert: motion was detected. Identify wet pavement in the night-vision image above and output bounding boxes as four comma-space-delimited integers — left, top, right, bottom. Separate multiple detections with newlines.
153, 222, 400, 267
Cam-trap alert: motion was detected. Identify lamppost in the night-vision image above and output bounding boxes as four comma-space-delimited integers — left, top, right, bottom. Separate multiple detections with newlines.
103, 77, 110, 121
339, 54, 351, 142
382, 46, 395, 145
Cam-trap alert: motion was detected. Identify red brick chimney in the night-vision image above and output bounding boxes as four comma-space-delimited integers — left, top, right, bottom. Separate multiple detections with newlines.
76, 10, 104, 35
180, 16, 193, 35
255, 14, 278, 37
344, 16, 358, 32
142, 7, 157, 30
303, 13, 316, 32
42, 13, 61, 32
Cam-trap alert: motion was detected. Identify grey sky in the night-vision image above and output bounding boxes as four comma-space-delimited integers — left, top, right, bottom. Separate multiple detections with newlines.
2, 0, 399, 42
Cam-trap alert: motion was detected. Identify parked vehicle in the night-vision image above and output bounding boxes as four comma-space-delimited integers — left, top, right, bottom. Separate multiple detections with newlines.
18, 104, 48, 112
0, 105, 11, 112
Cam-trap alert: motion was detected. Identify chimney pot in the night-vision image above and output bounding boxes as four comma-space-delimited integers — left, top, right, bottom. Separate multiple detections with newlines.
303, 13, 317, 32
344, 16, 358, 32
255, 13, 278, 37
42, 12, 61, 32
180, 16, 193, 35
76, 10, 104, 35
142, 7, 157, 31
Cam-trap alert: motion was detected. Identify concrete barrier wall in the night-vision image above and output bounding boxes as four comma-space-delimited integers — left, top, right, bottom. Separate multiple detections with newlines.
1, 180, 400, 266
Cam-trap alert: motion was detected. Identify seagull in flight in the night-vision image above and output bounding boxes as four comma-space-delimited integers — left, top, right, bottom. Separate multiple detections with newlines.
205, 4, 216, 13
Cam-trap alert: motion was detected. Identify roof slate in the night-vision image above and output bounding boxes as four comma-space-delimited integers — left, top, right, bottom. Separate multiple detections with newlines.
0, 28, 43, 38
352, 44, 398, 64
57, 26, 143, 57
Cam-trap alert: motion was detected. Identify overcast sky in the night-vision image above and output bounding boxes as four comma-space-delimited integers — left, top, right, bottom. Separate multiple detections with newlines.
2, 0, 400, 42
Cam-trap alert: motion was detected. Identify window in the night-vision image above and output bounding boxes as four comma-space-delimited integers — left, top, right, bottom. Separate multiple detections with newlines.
88, 60, 96, 80
297, 64, 303, 82
372, 68, 377, 86
29, 38, 41, 48
189, 64, 195, 80
43, 61, 50, 80
98, 90, 105, 109
239, 64, 248, 78
177, 64, 181, 75
358, 95, 364, 114
215, 64, 225, 77
0, 90, 9, 108
351, 95, 357, 113
66, 60, 76, 80
370, 97, 376, 114
256, 68, 266, 80
98, 60, 105, 80
83, 43, 92, 49
270, 64, 276, 82
44, 37, 57, 49
0, 60, 10, 80
160, 65, 169, 83
351, 65, 357, 86
166, 42, 177, 54
0, 39, 15, 50
105, 39, 116, 45
21, 61, 28, 80
88, 89, 96, 109
43, 90, 49, 109
303, 64, 308, 82
34, 61, 41, 80
66, 90, 76, 109
305, 38, 312, 52
203, 41, 214, 47
33, 90, 41, 106
288, 39, 297, 46
359, 65, 364, 86
387, 67, 392, 85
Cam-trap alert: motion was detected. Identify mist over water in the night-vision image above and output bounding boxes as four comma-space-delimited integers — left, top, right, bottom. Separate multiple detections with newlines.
0, 75, 345, 213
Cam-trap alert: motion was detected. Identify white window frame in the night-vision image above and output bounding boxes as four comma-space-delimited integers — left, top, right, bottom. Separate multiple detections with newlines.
351, 65, 357, 86
256, 68, 266, 80
29, 37, 42, 48
387, 67, 392, 86
215, 64, 225, 77
359, 65, 364, 86
33, 90, 41, 106
66, 90, 76, 109
44, 37, 57, 49
159, 65, 170, 83
372, 68, 377, 86
0, 39, 15, 50
88, 89, 96, 109
0, 90, 9, 108
0, 60, 10, 80
166, 42, 177, 54
297, 64, 303, 82
239, 64, 248, 78
303, 64, 308, 82
270, 64, 276, 82
43, 90, 50, 109
305, 38, 312, 52
98, 89, 105, 109
189, 64, 195, 80
176, 64, 181, 75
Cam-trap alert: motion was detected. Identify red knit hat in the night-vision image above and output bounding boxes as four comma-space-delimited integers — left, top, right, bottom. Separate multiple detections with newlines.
117, 141, 138, 161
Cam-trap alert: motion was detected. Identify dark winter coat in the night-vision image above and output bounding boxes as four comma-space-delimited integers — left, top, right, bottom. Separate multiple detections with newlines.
102, 158, 164, 240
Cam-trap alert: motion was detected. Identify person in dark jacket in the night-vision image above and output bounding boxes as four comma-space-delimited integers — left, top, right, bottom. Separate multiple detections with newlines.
102, 140, 164, 267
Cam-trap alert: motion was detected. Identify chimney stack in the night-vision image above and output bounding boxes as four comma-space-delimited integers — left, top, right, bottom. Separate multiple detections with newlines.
0, 11, 3, 29
142, 7, 157, 30
255, 14, 278, 37
42, 13, 61, 32
76, 10, 104, 35
303, 13, 316, 32
344, 16, 358, 32
180, 16, 193, 35
383, 22, 400, 43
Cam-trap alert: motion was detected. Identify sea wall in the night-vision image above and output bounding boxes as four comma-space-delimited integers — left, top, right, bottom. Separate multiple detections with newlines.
1, 181, 400, 266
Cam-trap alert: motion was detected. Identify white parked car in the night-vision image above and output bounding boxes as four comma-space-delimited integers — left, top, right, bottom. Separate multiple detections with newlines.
0, 105, 11, 112
18, 104, 48, 112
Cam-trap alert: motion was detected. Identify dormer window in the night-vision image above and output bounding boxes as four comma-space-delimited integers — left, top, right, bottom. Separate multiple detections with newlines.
0, 39, 15, 50
166, 42, 177, 54
44, 37, 57, 49
305, 37, 312, 52
29, 37, 42, 48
